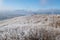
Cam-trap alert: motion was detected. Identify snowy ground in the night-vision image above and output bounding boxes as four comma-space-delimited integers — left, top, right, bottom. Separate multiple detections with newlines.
0, 14, 60, 40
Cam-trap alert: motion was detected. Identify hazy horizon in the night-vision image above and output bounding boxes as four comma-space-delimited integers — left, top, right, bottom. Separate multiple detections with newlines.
0, 0, 60, 21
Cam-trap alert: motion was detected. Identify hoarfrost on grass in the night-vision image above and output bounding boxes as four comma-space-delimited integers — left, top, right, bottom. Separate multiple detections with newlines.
0, 15, 60, 40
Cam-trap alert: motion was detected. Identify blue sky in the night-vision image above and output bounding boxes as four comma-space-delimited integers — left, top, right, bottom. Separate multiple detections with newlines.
0, 0, 60, 11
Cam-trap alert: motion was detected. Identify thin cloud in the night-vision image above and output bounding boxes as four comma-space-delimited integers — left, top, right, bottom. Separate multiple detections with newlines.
0, 0, 13, 11
0, 0, 3, 6
41, 0, 47, 6
0, 0, 3, 11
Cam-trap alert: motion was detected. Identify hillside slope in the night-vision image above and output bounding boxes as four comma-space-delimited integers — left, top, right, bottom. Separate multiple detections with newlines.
0, 15, 60, 40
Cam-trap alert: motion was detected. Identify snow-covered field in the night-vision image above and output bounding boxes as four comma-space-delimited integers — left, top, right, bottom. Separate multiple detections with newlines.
0, 14, 60, 40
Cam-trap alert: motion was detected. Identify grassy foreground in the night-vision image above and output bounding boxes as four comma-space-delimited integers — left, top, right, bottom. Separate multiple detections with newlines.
0, 14, 60, 40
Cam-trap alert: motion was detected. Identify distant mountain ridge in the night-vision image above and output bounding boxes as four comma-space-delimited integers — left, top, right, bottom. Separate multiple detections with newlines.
35, 9, 60, 14
0, 9, 60, 21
